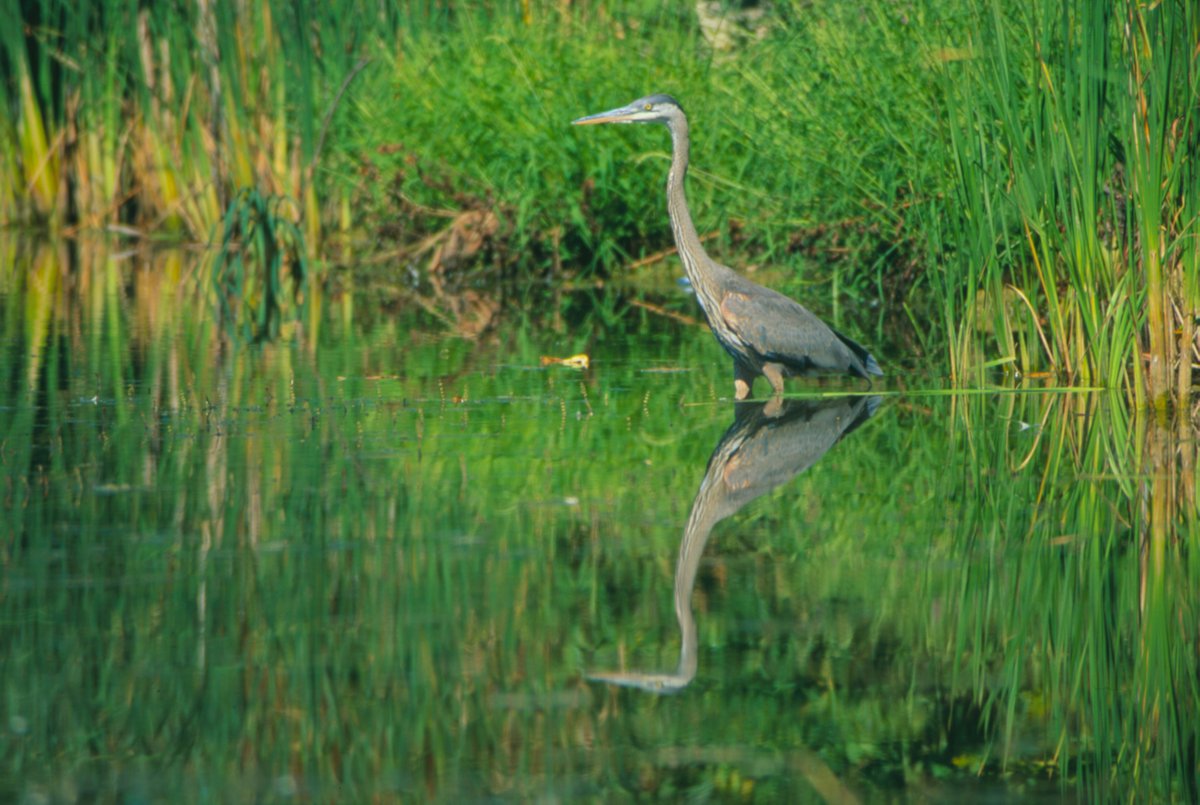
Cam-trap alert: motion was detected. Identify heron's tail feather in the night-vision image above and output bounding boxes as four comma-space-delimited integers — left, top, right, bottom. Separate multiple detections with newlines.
833, 330, 884, 377
862, 352, 884, 377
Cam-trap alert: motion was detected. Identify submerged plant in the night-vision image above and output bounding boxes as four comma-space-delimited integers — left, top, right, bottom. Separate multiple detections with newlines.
213, 188, 308, 342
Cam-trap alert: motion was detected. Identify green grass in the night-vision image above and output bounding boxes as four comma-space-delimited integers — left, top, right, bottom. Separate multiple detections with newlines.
1, 1, 942, 343
1, 1, 1196, 398
343, 2, 945, 327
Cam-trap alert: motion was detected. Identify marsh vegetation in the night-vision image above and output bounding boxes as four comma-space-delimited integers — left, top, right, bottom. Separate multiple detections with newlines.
2, 1, 1198, 800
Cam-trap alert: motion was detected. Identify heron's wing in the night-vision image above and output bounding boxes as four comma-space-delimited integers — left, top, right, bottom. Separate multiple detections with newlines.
718, 282, 859, 374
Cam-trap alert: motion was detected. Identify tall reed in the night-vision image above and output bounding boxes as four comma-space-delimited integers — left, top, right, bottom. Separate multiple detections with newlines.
0, 0, 377, 246
935, 0, 1198, 406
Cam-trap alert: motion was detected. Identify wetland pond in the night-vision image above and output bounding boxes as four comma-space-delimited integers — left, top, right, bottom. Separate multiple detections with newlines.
2, 240, 1198, 802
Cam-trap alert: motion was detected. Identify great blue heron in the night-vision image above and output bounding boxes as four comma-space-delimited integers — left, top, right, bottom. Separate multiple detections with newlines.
573, 94, 883, 400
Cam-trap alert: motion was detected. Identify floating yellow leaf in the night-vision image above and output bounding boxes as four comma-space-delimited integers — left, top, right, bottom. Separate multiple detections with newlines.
540, 354, 589, 370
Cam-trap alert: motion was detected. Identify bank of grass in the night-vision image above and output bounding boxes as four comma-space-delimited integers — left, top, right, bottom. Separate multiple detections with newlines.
0, 2, 944, 330
339, 1, 952, 357
1, 1, 1197, 405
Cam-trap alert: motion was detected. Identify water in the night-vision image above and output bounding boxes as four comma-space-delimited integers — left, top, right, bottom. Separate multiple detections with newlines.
1, 241, 1197, 802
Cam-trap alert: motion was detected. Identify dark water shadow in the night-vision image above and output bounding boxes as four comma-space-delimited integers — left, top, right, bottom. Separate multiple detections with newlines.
588, 394, 881, 693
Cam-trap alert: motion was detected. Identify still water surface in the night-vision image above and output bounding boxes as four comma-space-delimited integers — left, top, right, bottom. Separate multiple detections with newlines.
1, 241, 1197, 801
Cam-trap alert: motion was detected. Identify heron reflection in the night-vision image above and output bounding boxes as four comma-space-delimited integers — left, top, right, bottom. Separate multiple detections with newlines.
589, 394, 880, 693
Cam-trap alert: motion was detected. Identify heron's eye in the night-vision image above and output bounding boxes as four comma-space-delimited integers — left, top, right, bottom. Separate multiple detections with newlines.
644, 103, 652, 111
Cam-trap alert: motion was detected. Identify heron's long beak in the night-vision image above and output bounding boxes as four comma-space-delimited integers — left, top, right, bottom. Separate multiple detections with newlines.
571, 103, 642, 126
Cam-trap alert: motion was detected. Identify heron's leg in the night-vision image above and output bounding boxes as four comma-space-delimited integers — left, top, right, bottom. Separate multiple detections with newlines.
760, 363, 786, 416
733, 364, 755, 400
762, 362, 786, 397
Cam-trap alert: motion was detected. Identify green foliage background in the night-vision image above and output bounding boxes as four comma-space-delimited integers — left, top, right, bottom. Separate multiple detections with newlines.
1, 3, 1198, 796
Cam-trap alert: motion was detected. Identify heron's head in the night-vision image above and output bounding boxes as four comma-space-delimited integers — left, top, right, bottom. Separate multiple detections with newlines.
572, 94, 685, 127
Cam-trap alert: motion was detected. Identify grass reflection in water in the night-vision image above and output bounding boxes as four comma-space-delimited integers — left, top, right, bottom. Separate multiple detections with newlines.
0, 241, 1196, 801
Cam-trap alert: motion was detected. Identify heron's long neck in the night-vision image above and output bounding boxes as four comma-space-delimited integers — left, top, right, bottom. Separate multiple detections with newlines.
666, 119, 720, 314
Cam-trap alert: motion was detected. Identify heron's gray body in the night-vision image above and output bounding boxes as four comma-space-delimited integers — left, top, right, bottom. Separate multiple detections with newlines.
574, 94, 882, 399
691, 259, 881, 384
